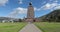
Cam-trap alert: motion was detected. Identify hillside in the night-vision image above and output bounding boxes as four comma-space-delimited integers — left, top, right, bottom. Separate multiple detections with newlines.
39, 9, 60, 22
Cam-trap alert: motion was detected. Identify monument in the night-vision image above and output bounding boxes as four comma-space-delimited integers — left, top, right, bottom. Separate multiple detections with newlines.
25, 2, 34, 22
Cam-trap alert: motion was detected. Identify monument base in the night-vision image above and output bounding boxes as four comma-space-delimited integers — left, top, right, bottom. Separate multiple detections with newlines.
24, 18, 40, 22
25, 18, 34, 22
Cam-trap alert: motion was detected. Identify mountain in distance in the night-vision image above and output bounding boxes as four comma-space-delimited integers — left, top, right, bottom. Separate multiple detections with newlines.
0, 17, 19, 22
38, 9, 60, 22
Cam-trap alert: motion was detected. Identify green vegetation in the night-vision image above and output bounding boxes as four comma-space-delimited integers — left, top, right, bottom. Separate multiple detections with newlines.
0, 22, 27, 32
38, 9, 60, 22
34, 22, 60, 32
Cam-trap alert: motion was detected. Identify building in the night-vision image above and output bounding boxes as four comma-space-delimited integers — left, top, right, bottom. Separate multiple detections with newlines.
25, 2, 35, 22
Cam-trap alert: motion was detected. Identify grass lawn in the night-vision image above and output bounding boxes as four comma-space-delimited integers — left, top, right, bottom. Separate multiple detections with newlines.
34, 22, 60, 32
0, 22, 27, 32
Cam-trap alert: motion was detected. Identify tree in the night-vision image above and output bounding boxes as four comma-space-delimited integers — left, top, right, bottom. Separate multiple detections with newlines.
19, 19, 22, 22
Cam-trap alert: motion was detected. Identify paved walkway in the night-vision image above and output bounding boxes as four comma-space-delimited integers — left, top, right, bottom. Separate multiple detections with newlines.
19, 23, 42, 32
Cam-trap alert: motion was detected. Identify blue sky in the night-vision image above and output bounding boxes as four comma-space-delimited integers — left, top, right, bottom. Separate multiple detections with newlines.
0, 0, 60, 19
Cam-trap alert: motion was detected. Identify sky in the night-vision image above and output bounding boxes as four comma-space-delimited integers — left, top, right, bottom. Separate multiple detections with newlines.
0, 0, 60, 19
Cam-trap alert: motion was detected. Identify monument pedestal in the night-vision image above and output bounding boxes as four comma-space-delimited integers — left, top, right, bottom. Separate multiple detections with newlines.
25, 18, 34, 22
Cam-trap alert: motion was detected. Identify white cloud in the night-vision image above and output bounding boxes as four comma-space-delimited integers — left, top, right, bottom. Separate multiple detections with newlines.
44, 3, 57, 10
45, 3, 51, 9
8, 7, 27, 17
36, 2, 60, 11
17, 7, 27, 14
56, 6, 60, 9
34, 7, 37, 11
0, 0, 8, 6
11, 7, 27, 14
54, 5, 60, 9
19, 0, 23, 4
34, 7, 41, 11
33, 0, 60, 11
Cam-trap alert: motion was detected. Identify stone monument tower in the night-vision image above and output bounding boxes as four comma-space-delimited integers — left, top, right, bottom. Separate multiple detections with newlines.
26, 2, 34, 22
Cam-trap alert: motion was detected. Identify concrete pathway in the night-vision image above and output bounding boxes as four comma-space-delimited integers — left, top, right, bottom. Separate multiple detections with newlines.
19, 23, 42, 32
